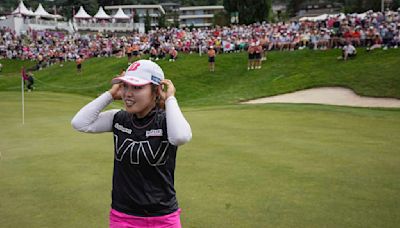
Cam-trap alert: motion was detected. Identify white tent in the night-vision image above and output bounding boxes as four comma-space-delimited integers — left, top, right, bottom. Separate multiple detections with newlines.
299, 17, 309, 21
53, 14, 63, 20
300, 13, 349, 22
34, 4, 63, 19
113, 8, 130, 20
93, 6, 111, 19
34, 3, 51, 18
356, 13, 366, 19
74, 6, 92, 19
314, 14, 329, 21
12, 1, 35, 16
28, 8, 35, 16
300, 14, 329, 22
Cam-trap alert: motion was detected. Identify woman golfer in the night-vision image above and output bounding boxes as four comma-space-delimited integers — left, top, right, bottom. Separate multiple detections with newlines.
71, 60, 192, 228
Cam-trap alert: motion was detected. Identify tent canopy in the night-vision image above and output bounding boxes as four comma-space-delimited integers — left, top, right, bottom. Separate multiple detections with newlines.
113, 8, 130, 20
33, 3, 63, 19
300, 13, 346, 22
94, 6, 111, 19
34, 3, 51, 17
74, 6, 92, 19
12, 1, 35, 16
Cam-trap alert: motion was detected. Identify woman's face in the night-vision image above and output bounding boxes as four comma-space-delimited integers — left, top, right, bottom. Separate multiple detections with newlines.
121, 83, 156, 117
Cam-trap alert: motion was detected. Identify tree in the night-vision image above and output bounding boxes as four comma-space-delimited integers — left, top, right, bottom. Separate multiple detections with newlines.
286, 0, 306, 17
133, 10, 139, 23
171, 11, 180, 28
158, 12, 166, 28
252, 0, 271, 23
213, 11, 229, 26
223, 0, 272, 24
207, 0, 219, 4
343, 0, 383, 13
98, 0, 134, 5
392, 0, 400, 9
144, 10, 151, 33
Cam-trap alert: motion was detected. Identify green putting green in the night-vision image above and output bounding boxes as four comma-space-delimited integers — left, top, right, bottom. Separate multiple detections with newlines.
1, 48, 400, 227
1, 91, 399, 227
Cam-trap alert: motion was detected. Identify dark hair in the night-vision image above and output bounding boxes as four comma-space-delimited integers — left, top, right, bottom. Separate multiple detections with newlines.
151, 84, 165, 109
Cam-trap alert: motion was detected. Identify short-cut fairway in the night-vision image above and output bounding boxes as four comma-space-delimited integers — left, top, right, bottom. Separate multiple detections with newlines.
1, 92, 399, 227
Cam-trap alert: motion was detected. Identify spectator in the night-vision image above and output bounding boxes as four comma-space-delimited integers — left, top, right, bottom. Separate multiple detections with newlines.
338, 41, 357, 61
367, 34, 383, 51
26, 70, 35, 92
169, 47, 178, 62
254, 42, 263, 69
149, 47, 158, 61
76, 56, 83, 74
126, 44, 133, 64
0, 9, 398, 63
247, 42, 256, 70
207, 46, 216, 72
132, 42, 140, 59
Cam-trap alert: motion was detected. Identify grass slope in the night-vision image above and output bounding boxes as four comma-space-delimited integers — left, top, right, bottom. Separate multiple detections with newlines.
1, 92, 400, 227
1, 48, 400, 106
0, 59, 36, 76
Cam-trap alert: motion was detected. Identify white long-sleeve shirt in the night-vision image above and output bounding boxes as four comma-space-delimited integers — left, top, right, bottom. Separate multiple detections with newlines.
71, 92, 192, 146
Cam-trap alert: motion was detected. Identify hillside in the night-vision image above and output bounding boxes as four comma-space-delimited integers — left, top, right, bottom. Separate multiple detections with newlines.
1, 48, 399, 107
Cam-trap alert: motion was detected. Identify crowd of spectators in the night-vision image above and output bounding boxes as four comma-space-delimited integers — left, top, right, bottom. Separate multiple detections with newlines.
1, 9, 399, 69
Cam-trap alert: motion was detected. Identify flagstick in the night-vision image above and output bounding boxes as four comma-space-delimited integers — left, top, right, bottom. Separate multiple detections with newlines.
199, 44, 202, 56
21, 73, 24, 125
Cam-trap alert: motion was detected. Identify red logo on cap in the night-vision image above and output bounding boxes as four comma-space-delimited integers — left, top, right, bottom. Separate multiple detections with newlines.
127, 62, 140, 71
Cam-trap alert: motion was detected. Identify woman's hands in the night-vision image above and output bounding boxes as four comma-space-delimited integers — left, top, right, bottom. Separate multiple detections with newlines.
109, 83, 122, 100
110, 79, 175, 101
158, 79, 176, 100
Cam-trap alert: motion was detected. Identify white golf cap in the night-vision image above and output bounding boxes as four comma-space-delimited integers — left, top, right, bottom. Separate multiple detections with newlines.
111, 60, 164, 86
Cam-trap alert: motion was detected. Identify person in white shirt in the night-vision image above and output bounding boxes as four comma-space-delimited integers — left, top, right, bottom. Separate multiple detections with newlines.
339, 41, 357, 61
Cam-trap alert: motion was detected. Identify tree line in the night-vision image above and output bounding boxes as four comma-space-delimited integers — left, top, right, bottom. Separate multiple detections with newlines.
1, 0, 400, 25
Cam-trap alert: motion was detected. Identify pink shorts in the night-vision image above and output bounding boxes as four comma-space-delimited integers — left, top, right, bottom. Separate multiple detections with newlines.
109, 208, 182, 228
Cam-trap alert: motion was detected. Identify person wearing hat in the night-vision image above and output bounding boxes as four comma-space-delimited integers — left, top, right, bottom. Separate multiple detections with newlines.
207, 46, 216, 72
366, 26, 376, 48
71, 60, 192, 227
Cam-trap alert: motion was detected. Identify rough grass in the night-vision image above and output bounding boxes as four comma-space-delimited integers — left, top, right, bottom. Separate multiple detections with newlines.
1, 48, 399, 107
